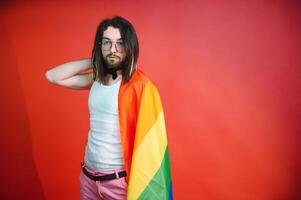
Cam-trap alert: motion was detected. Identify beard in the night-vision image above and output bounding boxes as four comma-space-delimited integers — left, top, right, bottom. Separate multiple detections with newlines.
104, 53, 123, 69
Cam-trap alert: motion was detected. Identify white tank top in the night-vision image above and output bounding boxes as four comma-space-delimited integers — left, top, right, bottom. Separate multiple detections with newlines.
84, 78, 124, 171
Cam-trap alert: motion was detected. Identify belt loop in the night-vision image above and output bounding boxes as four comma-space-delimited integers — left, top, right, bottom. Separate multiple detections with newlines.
115, 170, 119, 179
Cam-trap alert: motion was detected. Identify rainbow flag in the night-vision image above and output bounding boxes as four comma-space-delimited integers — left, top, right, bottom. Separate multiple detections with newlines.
126, 80, 173, 200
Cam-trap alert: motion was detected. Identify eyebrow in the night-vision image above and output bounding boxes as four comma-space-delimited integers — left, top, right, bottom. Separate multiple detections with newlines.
103, 37, 123, 41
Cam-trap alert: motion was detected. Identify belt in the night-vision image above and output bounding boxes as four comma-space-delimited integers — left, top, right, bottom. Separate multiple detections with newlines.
81, 163, 127, 181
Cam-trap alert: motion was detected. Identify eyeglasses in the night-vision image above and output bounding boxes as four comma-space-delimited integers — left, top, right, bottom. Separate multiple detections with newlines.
100, 39, 125, 53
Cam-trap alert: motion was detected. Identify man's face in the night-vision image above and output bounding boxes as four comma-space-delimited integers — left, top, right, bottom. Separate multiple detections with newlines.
101, 26, 127, 69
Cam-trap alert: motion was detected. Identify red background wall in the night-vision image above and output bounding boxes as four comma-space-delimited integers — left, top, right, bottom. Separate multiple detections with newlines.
0, 1, 300, 199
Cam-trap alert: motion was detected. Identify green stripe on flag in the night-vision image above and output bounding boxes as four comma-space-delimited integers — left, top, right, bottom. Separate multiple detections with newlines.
138, 146, 172, 200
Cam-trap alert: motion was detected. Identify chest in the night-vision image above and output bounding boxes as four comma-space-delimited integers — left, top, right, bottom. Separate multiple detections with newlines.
88, 81, 120, 115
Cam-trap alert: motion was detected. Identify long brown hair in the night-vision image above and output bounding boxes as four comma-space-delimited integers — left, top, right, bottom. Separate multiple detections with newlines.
91, 16, 139, 84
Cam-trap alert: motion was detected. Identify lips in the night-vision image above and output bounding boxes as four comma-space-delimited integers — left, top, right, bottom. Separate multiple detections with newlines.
107, 54, 118, 58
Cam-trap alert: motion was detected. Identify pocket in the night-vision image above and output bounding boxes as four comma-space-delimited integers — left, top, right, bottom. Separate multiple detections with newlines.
119, 177, 128, 188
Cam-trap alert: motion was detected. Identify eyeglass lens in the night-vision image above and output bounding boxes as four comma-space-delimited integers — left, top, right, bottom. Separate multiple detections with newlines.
101, 39, 125, 52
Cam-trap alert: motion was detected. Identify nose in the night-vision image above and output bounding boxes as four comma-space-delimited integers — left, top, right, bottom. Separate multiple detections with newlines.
110, 43, 117, 53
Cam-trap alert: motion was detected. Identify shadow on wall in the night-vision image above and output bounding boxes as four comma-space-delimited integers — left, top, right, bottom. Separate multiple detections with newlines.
0, 22, 45, 200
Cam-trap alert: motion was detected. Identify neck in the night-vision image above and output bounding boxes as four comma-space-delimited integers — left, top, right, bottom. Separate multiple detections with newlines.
102, 69, 123, 85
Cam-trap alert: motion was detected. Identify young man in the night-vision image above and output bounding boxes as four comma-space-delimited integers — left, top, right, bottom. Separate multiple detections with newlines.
45, 16, 173, 200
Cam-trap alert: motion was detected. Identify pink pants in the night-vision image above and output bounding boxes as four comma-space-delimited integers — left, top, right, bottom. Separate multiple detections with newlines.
79, 164, 127, 200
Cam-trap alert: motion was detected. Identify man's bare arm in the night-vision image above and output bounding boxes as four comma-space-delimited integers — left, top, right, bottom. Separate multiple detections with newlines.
45, 58, 94, 90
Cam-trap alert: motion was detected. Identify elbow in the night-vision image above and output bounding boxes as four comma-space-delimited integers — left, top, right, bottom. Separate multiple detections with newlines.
45, 70, 54, 83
